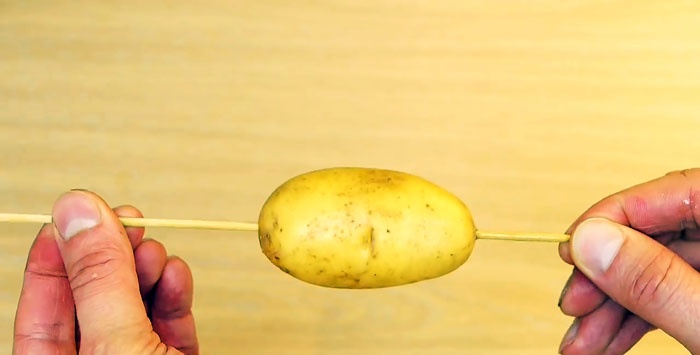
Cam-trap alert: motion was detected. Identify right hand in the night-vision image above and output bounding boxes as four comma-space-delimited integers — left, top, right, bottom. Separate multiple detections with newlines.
557, 169, 700, 354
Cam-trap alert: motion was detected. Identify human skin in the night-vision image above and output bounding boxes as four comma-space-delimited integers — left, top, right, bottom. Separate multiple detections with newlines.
558, 169, 700, 354
13, 191, 199, 354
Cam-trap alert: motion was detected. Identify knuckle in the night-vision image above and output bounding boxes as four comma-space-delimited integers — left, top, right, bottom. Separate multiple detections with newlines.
14, 322, 63, 342
666, 168, 700, 181
67, 246, 125, 297
666, 169, 691, 177
627, 250, 682, 310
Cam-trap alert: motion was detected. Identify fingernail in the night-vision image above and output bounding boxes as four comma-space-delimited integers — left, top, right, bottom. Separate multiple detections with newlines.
53, 191, 102, 240
557, 271, 574, 308
571, 218, 624, 277
559, 318, 580, 353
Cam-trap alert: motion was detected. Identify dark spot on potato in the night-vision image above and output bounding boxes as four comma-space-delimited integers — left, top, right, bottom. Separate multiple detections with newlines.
339, 271, 361, 284
260, 233, 271, 247
367, 227, 377, 256
274, 256, 280, 260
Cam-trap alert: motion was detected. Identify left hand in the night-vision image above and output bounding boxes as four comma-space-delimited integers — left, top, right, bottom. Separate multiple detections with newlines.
12, 190, 199, 354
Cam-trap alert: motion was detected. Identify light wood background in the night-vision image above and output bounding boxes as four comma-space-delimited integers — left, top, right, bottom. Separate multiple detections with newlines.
2, 1, 699, 354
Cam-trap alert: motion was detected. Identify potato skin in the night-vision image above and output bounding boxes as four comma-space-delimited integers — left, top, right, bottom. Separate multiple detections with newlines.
258, 167, 476, 288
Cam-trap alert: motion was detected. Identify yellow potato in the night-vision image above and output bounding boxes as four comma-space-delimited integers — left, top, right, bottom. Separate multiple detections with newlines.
257, 167, 476, 288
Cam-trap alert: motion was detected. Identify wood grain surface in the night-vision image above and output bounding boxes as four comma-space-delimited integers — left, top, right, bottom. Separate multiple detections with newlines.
2, 1, 700, 354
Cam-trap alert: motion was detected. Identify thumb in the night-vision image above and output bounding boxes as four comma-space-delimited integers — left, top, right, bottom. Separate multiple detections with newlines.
51, 190, 151, 342
570, 217, 700, 352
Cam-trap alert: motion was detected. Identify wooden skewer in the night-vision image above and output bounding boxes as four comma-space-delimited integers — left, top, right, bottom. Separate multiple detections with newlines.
476, 230, 570, 243
0, 213, 259, 231
0, 213, 570, 242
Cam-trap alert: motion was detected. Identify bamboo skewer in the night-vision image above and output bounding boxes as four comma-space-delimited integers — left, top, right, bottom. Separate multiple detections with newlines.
0, 213, 259, 232
475, 230, 570, 243
0, 213, 570, 242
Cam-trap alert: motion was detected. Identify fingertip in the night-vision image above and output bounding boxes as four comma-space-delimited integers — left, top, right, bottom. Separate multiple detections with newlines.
134, 239, 168, 296
570, 217, 625, 278
113, 205, 145, 248
151, 256, 198, 354
113, 205, 143, 217
558, 269, 573, 309
165, 256, 194, 294
165, 256, 193, 282
23, 224, 62, 271
153, 256, 194, 317
558, 242, 573, 264
51, 190, 103, 242
558, 318, 579, 354
561, 218, 589, 264
558, 269, 607, 317
559, 300, 626, 355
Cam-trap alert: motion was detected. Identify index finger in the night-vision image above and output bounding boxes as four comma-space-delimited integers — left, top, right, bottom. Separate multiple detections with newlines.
13, 224, 76, 354
559, 168, 700, 264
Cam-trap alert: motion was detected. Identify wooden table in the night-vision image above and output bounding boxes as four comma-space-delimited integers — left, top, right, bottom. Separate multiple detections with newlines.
2, 1, 699, 354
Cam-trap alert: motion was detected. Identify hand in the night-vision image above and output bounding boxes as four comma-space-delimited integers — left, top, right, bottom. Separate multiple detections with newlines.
557, 169, 700, 354
13, 190, 199, 354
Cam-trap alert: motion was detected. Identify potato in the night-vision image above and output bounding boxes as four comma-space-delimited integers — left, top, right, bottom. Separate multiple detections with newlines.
257, 167, 476, 289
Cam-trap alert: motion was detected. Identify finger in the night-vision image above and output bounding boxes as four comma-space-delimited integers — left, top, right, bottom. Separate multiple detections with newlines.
134, 239, 168, 297
560, 168, 700, 263
559, 299, 626, 354
113, 205, 145, 249
604, 315, 654, 355
589, 169, 700, 233
13, 224, 76, 354
51, 190, 152, 345
151, 256, 199, 355
668, 240, 700, 268
570, 218, 700, 352
559, 268, 606, 317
